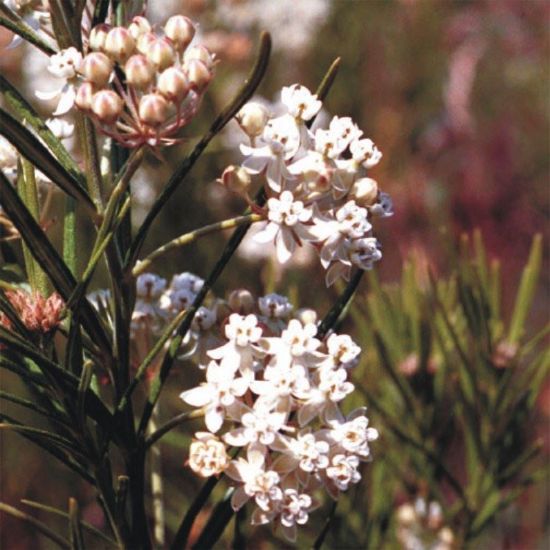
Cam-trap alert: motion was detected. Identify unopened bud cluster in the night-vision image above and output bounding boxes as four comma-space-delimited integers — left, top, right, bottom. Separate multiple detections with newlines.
75, 15, 214, 147
1, 290, 64, 334
220, 84, 393, 286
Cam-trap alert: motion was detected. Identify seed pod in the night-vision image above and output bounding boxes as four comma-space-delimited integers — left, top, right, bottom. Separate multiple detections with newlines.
128, 16, 152, 41
125, 54, 156, 89
184, 45, 214, 69
75, 82, 95, 111
218, 165, 251, 196
104, 27, 135, 63
79, 52, 113, 87
236, 103, 269, 137
164, 15, 195, 52
157, 67, 190, 102
146, 38, 176, 71
89, 24, 111, 51
349, 177, 378, 206
139, 93, 169, 126
92, 90, 123, 124
185, 59, 211, 91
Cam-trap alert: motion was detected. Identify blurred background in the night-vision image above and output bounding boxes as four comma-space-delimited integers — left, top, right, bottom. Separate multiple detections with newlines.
1, 0, 548, 548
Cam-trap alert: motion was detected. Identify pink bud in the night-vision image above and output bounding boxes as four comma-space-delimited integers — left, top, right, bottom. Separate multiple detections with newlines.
136, 32, 157, 55
104, 27, 135, 63
157, 67, 190, 102
146, 37, 176, 71
164, 15, 195, 52
128, 16, 152, 41
237, 103, 269, 137
89, 24, 111, 52
139, 93, 169, 126
79, 52, 113, 87
125, 54, 156, 89
228, 289, 255, 314
75, 82, 95, 111
350, 177, 378, 206
184, 45, 214, 69
218, 165, 251, 196
185, 59, 211, 91
92, 90, 124, 124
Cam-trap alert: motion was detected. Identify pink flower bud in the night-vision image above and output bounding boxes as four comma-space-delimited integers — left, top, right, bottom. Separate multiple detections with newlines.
92, 90, 124, 124
136, 32, 157, 55
146, 38, 176, 71
236, 103, 269, 137
139, 93, 169, 126
128, 16, 152, 41
164, 15, 195, 51
218, 165, 251, 196
75, 82, 95, 111
349, 177, 378, 206
157, 67, 190, 102
104, 27, 135, 63
185, 59, 211, 91
125, 54, 156, 89
79, 52, 113, 87
184, 45, 214, 69
228, 289, 255, 314
89, 24, 111, 51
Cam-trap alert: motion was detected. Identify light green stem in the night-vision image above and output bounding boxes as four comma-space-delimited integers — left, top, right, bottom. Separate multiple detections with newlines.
132, 213, 263, 277
63, 196, 77, 277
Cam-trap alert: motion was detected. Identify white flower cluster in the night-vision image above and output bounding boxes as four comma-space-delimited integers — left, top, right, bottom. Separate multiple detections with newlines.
221, 84, 392, 286
171, 280, 379, 542
396, 498, 455, 550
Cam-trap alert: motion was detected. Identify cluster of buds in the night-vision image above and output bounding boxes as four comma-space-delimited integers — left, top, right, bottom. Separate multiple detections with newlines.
396, 498, 455, 550
73, 15, 214, 147
1, 289, 64, 334
219, 84, 392, 286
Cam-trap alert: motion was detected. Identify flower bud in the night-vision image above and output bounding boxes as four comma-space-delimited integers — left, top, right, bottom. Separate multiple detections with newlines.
75, 82, 95, 111
79, 52, 113, 87
146, 38, 176, 71
236, 103, 269, 137
228, 289, 255, 314
128, 16, 152, 41
164, 15, 195, 51
184, 45, 214, 69
218, 165, 251, 196
349, 177, 378, 206
136, 32, 157, 55
157, 67, 190, 102
139, 93, 169, 126
92, 90, 123, 124
125, 54, 156, 89
104, 27, 135, 63
89, 24, 111, 51
185, 59, 211, 91
295, 308, 317, 325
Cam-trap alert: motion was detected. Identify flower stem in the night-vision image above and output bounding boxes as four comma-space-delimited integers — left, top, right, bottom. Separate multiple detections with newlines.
133, 213, 263, 277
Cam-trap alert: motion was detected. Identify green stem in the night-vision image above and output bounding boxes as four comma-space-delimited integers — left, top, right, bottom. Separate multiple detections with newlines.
63, 196, 77, 276
78, 115, 105, 210
133, 213, 263, 277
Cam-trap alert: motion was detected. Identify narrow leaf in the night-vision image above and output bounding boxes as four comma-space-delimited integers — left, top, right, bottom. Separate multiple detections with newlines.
0, 6, 56, 55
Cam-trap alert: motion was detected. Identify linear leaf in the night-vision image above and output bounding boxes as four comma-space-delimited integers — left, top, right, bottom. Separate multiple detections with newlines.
0, 110, 96, 214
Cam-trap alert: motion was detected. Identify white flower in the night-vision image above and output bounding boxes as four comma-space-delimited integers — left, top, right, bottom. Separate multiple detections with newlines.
329, 412, 379, 458
180, 360, 250, 433
258, 293, 293, 318
348, 237, 382, 270
159, 287, 195, 316
278, 432, 330, 475
224, 402, 289, 447
170, 272, 204, 293
226, 444, 283, 511
241, 114, 300, 192
0, 136, 18, 180
188, 432, 230, 477
46, 117, 74, 139
136, 273, 167, 299
279, 488, 315, 541
370, 191, 394, 218
350, 138, 382, 169
192, 306, 217, 331
36, 48, 82, 116
323, 333, 361, 369
328, 116, 363, 148
287, 150, 335, 195
254, 191, 318, 263
314, 128, 348, 159
325, 453, 361, 492
281, 84, 321, 121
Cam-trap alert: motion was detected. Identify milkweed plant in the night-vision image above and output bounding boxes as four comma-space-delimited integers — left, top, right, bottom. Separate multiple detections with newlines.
0, 2, 547, 549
